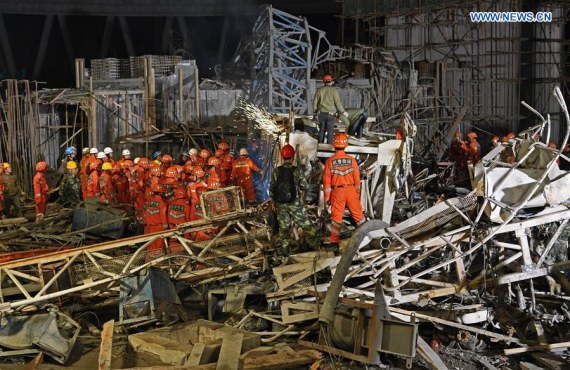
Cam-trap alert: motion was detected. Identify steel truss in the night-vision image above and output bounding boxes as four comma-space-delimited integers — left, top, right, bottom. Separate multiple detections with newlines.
0, 211, 271, 315
334, 87, 570, 306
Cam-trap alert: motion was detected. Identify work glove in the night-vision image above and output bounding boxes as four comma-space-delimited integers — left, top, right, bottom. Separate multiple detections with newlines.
342, 111, 349, 118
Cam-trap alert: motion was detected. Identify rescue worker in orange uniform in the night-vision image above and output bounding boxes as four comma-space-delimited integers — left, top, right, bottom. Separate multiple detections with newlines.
194, 175, 224, 241
33, 161, 50, 223
160, 154, 173, 172
466, 131, 481, 165
0, 166, 5, 218
147, 163, 162, 193
117, 149, 131, 168
206, 156, 226, 184
79, 147, 91, 199
449, 131, 468, 169
214, 149, 225, 160
130, 157, 150, 221
182, 162, 194, 186
188, 166, 207, 221
232, 148, 261, 203
86, 160, 102, 200
323, 133, 365, 244
103, 147, 115, 164
167, 187, 192, 252
99, 162, 117, 204
142, 183, 168, 255
113, 163, 130, 208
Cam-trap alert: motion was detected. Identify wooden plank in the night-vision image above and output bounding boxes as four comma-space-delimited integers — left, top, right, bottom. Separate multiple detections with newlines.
531, 352, 569, 370
281, 301, 319, 324
186, 343, 206, 366
216, 333, 243, 370
28, 352, 43, 370
504, 342, 570, 355
98, 319, 114, 370
241, 349, 322, 370
520, 362, 546, 370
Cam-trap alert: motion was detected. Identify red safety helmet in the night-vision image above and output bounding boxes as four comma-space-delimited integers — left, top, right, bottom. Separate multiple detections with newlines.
36, 161, 48, 172
467, 131, 478, 139
207, 156, 221, 167
122, 159, 134, 168
218, 141, 230, 151
332, 132, 349, 149
454, 131, 463, 139
323, 74, 333, 82
207, 176, 221, 189
112, 164, 121, 174
491, 135, 499, 143
193, 166, 205, 178
161, 154, 173, 164
149, 163, 162, 176
165, 166, 179, 178
138, 157, 150, 169
548, 141, 557, 149
215, 149, 225, 158
507, 132, 515, 139
199, 149, 211, 159
281, 144, 295, 159
184, 163, 194, 174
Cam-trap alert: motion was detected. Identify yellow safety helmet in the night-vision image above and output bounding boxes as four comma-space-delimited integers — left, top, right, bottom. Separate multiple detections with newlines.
3, 162, 10, 169
66, 161, 77, 170
102, 162, 113, 171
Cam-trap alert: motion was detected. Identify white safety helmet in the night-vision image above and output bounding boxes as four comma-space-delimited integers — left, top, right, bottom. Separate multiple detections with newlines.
96, 152, 107, 159
189, 148, 198, 155
134, 157, 140, 165
89, 147, 99, 154
103, 147, 113, 155
122, 149, 131, 156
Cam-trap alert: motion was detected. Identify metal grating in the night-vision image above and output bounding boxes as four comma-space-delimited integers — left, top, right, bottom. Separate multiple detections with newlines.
129, 55, 183, 78
200, 186, 244, 220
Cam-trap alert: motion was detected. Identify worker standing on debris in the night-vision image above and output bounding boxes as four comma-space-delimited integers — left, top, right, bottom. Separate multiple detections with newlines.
33, 161, 49, 223
232, 148, 262, 203
323, 133, 365, 244
86, 161, 102, 200
79, 148, 91, 200
313, 74, 348, 144
2, 163, 22, 218
466, 132, 481, 165
206, 156, 226, 184
271, 144, 319, 254
449, 131, 468, 169
59, 161, 81, 207
188, 166, 207, 221
99, 162, 117, 204
130, 157, 150, 221
58, 146, 77, 174
113, 163, 130, 208
142, 183, 168, 255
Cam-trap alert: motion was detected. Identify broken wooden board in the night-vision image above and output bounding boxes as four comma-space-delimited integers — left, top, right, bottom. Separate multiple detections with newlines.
521, 362, 546, 370
281, 301, 319, 324
416, 337, 449, 370
272, 257, 338, 293
504, 341, 570, 355
216, 333, 243, 370
98, 319, 114, 370
186, 343, 206, 366
531, 352, 570, 370
28, 352, 43, 370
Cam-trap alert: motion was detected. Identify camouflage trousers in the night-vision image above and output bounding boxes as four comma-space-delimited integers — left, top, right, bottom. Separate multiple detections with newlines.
275, 200, 319, 255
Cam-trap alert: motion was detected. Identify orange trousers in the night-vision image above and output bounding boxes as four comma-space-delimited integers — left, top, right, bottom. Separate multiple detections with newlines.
329, 187, 364, 243
144, 224, 166, 255
237, 176, 255, 202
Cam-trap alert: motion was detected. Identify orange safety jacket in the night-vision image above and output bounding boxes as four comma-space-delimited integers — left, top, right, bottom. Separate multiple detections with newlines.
323, 150, 361, 202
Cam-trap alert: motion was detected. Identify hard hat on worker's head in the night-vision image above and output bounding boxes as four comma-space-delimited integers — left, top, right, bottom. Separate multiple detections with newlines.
189, 148, 198, 156
500, 136, 508, 143
208, 156, 221, 167
491, 135, 499, 143
323, 74, 333, 83
36, 161, 48, 172
82, 147, 90, 155
281, 144, 295, 159
467, 131, 478, 139
507, 132, 515, 139
138, 157, 150, 169
66, 161, 77, 170
332, 132, 349, 149
96, 152, 107, 159
165, 166, 179, 179
89, 147, 99, 154
3, 162, 10, 169
184, 163, 194, 174
218, 141, 230, 151
199, 149, 211, 160
215, 149, 224, 158
161, 154, 173, 164
152, 150, 162, 160
103, 147, 113, 155
102, 162, 113, 171
454, 131, 463, 139
64, 147, 76, 155
192, 166, 205, 178
207, 176, 221, 190
239, 148, 248, 156
149, 163, 161, 176
121, 149, 131, 157
548, 141, 557, 149
121, 160, 134, 169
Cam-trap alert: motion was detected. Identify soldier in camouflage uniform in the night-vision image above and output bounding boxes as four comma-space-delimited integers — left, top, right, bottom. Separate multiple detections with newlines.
270, 144, 319, 255
59, 161, 81, 207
